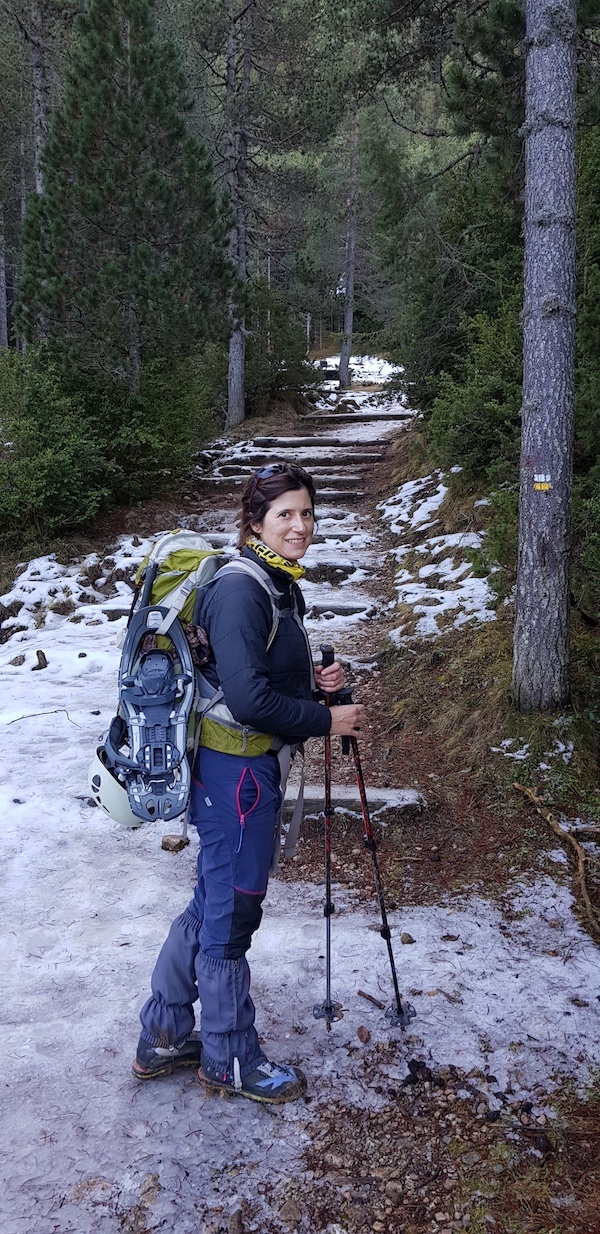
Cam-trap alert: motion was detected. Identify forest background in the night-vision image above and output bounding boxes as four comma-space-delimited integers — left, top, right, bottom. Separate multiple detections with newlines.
0, 0, 598, 699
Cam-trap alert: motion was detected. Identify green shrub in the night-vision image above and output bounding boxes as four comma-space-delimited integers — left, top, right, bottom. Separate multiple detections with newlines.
427, 293, 522, 483
0, 349, 116, 539
0, 342, 227, 543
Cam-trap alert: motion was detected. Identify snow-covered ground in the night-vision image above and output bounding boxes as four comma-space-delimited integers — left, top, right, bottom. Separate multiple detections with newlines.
1, 373, 599, 1231
313, 354, 403, 385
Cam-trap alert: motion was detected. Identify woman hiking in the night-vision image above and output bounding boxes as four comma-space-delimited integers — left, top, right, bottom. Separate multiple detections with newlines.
132, 462, 366, 1103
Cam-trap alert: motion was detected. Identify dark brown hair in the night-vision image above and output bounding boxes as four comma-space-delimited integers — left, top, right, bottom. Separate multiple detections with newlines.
237, 462, 317, 549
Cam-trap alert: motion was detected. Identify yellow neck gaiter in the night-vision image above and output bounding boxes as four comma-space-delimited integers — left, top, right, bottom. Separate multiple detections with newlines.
246, 537, 305, 582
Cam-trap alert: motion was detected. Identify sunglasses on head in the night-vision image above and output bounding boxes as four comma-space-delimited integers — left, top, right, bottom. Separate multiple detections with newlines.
247, 462, 309, 498
254, 463, 298, 480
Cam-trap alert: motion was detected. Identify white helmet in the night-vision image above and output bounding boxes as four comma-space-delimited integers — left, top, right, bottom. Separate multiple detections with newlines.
88, 746, 142, 828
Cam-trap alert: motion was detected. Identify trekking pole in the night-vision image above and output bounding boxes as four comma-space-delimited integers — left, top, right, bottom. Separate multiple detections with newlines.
313, 644, 343, 1030
324, 645, 416, 1031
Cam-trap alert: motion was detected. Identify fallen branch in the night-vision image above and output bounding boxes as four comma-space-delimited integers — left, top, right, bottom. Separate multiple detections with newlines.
358, 989, 385, 1010
514, 782, 600, 940
5, 708, 82, 727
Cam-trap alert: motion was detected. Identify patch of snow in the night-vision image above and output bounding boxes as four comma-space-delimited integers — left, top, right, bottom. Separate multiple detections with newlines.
547, 850, 569, 865
491, 739, 531, 762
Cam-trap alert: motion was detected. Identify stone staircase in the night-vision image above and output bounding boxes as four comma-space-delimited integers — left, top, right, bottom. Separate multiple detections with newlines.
190, 383, 414, 637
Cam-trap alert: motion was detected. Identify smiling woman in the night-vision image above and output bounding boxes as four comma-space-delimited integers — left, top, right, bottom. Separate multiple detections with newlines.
133, 460, 366, 1104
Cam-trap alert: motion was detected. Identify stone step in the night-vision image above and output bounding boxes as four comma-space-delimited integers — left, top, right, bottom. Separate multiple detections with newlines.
204, 531, 366, 546
196, 476, 365, 501
302, 411, 413, 423
251, 436, 347, 448
216, 464, 367, 484
214, 451, 383, 469
305, 599, 373, 616
239, 446, 385, 461
284, 784, 424, 813
314, 489, 365, 501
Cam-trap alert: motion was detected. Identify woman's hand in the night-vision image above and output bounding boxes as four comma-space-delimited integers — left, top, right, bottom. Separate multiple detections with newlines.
329, 704, 367, 736
314, 659, 345, 695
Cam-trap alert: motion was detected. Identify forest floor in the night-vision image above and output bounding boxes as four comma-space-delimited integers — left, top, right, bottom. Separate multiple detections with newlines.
0, 362, 599, 1234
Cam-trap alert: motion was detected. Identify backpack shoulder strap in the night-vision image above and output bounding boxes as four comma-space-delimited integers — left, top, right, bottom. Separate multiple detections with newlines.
216, 558, 281, 650
155, 553, 221, 636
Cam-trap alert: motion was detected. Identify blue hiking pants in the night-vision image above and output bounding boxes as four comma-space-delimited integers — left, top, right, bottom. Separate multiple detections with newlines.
139, 746, 282, 1078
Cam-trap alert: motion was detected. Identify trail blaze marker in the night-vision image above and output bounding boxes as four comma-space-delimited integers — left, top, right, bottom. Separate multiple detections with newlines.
533, 473, 552, 491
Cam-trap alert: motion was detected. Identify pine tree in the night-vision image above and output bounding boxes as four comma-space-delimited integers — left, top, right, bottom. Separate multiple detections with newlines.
18, 0, 229, 391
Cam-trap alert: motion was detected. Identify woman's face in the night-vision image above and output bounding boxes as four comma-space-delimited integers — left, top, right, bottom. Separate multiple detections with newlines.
251, 486, 315, 561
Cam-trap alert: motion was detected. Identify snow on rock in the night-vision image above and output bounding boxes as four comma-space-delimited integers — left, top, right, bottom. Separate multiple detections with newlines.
379, 473, 497, 642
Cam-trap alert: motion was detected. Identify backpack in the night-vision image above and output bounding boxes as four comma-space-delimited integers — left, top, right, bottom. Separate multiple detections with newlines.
94, 529, 281, 824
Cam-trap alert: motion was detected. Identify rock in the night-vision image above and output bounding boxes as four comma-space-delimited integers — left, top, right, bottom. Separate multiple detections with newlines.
9, 655, 25, 666
401, 932, 416, 944
357, 1026, 371, 1044
161, 834, 190, 852
228, 1211, 244, 1234
384, 1181, 404, 1199
279, 1199, 302, 1227
460, 1151, 481, 1167
32, 649, 48, 670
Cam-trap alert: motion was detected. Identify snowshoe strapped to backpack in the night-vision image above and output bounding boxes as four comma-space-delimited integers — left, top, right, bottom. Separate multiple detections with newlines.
92, 530, 283, 825
95, 531, 223, 823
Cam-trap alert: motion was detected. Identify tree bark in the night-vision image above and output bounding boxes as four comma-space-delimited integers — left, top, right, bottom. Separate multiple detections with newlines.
338, 109, 359, 391
511, 0, 577, 713
30, 0, 49, 196
0, 205, 8, 348
224, 0, 254, 431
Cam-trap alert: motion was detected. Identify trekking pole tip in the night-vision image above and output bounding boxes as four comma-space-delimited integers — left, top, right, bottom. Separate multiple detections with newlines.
385, 1001, 417, 1029
313, 1001, 344, 1027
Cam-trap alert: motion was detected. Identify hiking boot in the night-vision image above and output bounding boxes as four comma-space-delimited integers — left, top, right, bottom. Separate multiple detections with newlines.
132, 1030, 202, 1080
198, 1051, 307, 1104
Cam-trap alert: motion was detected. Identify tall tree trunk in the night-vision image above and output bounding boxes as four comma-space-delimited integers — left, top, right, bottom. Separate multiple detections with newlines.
31, 0, 49, 195
0, 205, 8, 349
225, 0, 253, 431
512, 0, 577, 712
338, 109, 359, 391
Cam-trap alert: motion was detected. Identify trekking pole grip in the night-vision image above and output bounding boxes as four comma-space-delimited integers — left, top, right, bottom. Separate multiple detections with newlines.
320, 645, 354, 754
320, 644, 335, 671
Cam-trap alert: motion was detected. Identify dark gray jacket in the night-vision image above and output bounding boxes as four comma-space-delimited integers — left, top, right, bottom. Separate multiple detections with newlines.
197, 547, 331, 743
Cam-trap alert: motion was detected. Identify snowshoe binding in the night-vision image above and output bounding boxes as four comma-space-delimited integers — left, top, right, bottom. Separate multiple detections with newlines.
104, 604, 196, 822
